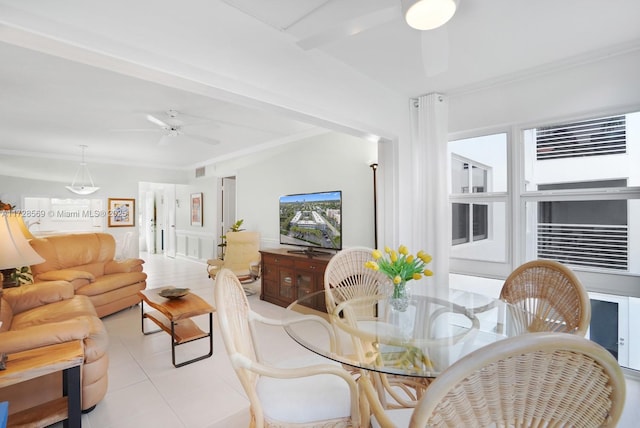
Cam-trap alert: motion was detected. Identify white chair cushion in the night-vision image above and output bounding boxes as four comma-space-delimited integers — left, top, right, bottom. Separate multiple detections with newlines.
256, 356, 352, 424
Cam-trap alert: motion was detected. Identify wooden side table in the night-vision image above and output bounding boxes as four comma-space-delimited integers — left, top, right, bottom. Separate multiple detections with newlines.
139, 288, 214, 368
0, 341, 83, 428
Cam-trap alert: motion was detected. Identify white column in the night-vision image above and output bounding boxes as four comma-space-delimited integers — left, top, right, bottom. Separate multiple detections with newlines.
410, 94, 450, 293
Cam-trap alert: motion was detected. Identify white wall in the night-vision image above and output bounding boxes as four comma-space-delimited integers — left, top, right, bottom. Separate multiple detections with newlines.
449, 50, 640, 134
174, 177, 218, 261
0, 158, 191, 257
212, 132, 378, 251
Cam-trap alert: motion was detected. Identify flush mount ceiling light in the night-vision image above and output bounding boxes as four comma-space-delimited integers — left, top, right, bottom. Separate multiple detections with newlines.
66, 145, 100, 195
401, 0, 458, 30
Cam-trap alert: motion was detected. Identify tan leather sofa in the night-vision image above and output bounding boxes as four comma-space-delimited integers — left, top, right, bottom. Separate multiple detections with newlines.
29, 232, 147, 317
0, 281, 109, 413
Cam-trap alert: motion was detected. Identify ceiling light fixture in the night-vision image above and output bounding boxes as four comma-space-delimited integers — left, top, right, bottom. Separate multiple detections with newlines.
401, 0, 458, 30
66, 145, 100, 195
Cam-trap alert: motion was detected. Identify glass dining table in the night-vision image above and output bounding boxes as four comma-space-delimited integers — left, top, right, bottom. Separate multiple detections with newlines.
284, 288, 527, 379
283, 288, 529, 425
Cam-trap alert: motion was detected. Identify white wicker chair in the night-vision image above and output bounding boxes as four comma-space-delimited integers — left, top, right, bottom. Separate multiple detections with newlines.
214, 268, 360, 428
500, 259, 591, 335
371, 332, 626, 428
324, 247, 428, 410
324, 246, 390, 317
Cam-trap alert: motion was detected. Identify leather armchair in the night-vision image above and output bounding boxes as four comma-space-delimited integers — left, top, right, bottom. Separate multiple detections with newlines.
207, 231, 261, 283
0, 281, 109, 413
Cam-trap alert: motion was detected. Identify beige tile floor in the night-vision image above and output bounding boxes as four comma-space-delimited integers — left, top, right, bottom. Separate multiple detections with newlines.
53, 252, 638, 427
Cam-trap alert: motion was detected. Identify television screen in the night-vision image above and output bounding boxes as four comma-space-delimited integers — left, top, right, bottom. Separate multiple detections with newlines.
279, 190, 342, 253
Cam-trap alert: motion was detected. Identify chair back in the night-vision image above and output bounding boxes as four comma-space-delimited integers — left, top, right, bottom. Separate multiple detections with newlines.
500, 259, 591, 335
213, 269, 262, 415
324, 247, 389, 317
223, 231, 260, 271
410, 332, 625, 427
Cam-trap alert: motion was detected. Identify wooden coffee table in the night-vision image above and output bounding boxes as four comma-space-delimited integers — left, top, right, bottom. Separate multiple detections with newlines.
138, 288, 214, 368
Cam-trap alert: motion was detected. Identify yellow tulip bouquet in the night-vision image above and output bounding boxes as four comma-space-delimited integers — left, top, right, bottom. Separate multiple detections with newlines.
365, 245, 433, 301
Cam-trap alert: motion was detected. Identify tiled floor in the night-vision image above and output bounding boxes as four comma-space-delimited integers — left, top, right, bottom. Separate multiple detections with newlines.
55, 253, 638, 427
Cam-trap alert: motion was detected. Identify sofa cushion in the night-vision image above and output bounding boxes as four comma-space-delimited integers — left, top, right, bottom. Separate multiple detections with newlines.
30, 233, 115, 275
0, 318, 91, 355
10, 295, 98, 330
3, 281, 75, 314
36, 269, 95, 283
76, 272, 147, 297
74, 262, 105, 278
104, 258, 144, 274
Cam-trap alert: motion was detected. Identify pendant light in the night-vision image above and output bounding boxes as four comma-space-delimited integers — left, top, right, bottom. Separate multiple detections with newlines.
66, 145, 100, 195
401, 0, 458, 30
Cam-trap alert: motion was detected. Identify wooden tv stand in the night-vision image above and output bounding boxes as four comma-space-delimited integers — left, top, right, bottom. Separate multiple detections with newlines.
260, 249, 334, 312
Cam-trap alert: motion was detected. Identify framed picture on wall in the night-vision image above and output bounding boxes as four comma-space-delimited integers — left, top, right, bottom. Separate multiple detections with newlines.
191, 192, 203, 226
108, 198, 135, 227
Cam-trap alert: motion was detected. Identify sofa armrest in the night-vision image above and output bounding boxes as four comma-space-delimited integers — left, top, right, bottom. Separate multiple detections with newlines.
3, 281, 75, 314
0, 318, 90, 354
37, 269, 95, 283
104, 258, 145, 274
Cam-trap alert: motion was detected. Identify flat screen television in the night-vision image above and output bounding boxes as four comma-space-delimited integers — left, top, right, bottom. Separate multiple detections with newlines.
279, 190, 342, 256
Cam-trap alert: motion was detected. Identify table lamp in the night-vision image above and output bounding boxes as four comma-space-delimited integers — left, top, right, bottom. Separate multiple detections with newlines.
0, 212, 44, 369
0, 212, 44, 288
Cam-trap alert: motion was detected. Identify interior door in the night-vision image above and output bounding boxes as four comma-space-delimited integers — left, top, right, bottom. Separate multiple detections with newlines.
163, 185, 177, 258
144, 190, 156, 254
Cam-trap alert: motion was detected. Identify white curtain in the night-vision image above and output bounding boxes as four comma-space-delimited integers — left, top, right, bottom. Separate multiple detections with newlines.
410, 93, 450, 294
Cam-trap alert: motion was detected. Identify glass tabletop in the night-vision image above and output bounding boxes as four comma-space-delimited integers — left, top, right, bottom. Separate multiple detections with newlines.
284, 288, 527, 378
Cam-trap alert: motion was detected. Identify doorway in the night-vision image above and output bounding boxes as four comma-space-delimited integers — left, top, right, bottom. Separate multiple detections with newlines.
139, 182, 176, 257
219, 176, 237, 257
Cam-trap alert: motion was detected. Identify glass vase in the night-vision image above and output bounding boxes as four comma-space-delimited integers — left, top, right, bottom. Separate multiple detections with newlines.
389, 280, 410, 312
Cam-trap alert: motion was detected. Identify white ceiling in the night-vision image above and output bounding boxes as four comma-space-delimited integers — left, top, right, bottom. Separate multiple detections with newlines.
1, 0, 639, 170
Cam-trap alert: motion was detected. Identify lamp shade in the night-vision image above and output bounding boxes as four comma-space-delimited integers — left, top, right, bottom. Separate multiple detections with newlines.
0, 213, 45, 270
402, 0, 458, 30
14, 213, 35, 240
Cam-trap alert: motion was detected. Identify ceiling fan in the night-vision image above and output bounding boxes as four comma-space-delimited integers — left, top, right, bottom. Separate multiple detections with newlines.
292, 0, 458, 77
146, 109, 220, 146
116, 109, 220, 146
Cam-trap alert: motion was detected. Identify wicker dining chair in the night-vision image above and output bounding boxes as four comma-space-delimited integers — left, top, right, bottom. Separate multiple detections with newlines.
324, 246, 389, 317
370, 332, 626, 428
213, 268, 361, 428
324, 247, 428, 410
500, 259, 591, 336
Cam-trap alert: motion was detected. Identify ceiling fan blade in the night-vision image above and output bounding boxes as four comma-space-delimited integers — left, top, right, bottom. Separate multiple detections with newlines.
146, 114, 170, 129
297, 6, 400, 50
180, 133, 220, 146
421, 26, 449, 77
182, 134, 221, 146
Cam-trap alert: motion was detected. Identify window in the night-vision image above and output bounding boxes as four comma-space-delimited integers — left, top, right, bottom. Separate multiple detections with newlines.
451, 156, 490, 246
449, 111, 640, 371
523, 113, 640, 278
449, 134, 508, 263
